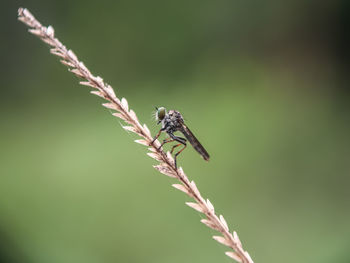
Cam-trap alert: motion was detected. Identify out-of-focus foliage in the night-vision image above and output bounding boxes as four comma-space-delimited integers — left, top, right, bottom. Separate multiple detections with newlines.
1, 0, 349, 263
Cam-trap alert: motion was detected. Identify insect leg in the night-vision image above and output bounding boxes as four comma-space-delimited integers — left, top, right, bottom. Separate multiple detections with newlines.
168, 133, 186, 145
150, 128, 165, 145
168, 133, 187, 169
174, 144, 187, 169
158, 137, 174, 150
170, 143, 182, 154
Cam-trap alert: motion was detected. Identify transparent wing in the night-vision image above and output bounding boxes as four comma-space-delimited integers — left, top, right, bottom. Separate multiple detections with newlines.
180, 124, 210, 161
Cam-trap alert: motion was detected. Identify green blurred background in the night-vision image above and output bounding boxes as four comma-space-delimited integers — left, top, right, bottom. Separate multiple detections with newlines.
1, 0, 349, 262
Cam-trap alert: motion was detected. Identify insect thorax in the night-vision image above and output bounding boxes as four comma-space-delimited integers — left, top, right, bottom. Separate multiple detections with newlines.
162, 110, 184, 133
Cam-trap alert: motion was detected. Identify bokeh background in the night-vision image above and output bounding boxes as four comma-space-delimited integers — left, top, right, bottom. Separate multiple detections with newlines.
1, 0, 349, 262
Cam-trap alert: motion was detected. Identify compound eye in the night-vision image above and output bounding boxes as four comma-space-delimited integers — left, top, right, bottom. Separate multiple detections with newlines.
157, 107, 166, 120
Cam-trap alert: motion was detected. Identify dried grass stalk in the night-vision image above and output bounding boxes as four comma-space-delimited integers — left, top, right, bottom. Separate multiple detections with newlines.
17, 7, 254, 263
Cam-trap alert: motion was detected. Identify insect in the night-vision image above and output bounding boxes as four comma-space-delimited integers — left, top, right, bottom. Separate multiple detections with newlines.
151, 107, 210, 169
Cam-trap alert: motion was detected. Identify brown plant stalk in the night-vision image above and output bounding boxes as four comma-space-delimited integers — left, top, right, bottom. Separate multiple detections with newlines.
18, 7, 254, 263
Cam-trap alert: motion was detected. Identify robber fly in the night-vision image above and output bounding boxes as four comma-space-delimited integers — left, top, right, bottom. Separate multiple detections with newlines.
151, 107, 210, 169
